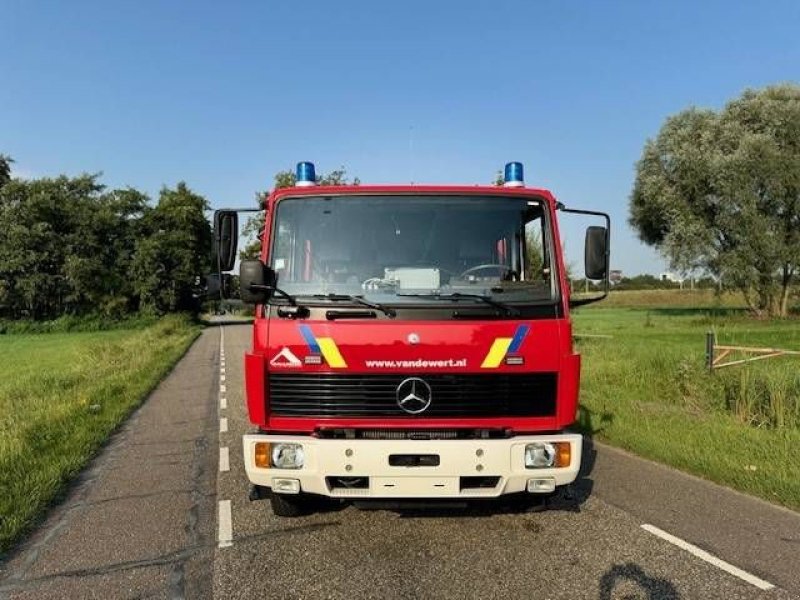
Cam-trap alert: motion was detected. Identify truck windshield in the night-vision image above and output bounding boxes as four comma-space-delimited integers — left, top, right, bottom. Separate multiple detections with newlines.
269, 194, 556, 306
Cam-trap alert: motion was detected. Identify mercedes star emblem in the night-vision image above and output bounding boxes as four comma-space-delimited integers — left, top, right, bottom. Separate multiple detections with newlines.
396, 377, 432, 414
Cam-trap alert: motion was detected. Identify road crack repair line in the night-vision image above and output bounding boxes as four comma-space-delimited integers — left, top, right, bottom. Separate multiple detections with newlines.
641, 524, 775, 591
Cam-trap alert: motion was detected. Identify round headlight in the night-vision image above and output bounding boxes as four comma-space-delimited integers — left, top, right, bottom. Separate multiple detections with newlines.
271, 443, 304, 469
525, 442, 556, 469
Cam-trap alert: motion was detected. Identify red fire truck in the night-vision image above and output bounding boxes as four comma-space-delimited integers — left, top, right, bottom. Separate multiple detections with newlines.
213, 161, 609, 516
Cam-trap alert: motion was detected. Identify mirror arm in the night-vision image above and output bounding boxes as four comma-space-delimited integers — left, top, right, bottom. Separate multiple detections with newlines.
558, 205, 612, 306
247, 284, 296, 306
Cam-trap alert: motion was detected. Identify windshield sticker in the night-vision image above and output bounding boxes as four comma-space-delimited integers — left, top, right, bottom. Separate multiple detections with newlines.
298, 324, 348, 368
365, 358, 468, 369
481, 324, 530, 368
270, 347, 302, 368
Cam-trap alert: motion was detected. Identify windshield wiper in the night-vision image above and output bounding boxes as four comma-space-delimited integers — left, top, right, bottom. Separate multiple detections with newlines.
309, 293, 397, 318
397, 292, 521, 316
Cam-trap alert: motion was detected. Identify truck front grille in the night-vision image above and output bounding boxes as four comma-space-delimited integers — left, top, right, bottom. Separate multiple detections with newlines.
268, 373, 557, 418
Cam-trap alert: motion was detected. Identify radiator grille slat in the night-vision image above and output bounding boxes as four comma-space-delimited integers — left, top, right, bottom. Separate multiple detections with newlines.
268, 373, 557, 418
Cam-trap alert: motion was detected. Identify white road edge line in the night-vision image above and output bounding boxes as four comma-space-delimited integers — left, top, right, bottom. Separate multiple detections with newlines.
641, 524, 774, 591
220, 397, 227, 410
220, 417, 228, 433
218, 500, 233, 548
220, 384, 226, 393
219, 447, 230, 472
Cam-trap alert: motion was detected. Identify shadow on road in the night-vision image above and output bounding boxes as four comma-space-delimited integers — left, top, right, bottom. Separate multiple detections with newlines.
567, 433, 596, 508
598, 563, 680, 599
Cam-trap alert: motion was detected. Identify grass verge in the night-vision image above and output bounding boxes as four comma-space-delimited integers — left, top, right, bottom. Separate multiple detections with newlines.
574, 306, 800, 511
0, 315, 201, 554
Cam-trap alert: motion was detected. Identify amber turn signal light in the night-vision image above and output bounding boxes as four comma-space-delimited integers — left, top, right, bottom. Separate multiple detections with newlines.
555, 442, 571, 468
254, 442, 271, 468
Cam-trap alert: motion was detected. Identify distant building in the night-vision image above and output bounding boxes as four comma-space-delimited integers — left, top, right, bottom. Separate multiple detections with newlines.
609, 270, 623, 284
660, 272, 683, 284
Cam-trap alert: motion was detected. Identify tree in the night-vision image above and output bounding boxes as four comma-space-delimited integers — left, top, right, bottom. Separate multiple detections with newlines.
0, 154, 12, 189
240, 167, 359, 259
0, 173, 154, 319
132, 183, 212, 314
629, 85, 800, 316
0, 174, 106, 318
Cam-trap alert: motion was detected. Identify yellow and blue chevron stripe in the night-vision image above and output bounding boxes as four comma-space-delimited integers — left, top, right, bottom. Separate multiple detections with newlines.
299, 325, 347, 368
481, 324, 530, 368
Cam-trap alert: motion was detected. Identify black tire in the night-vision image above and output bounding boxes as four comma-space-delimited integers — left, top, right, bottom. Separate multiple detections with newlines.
270, 493, 312, 517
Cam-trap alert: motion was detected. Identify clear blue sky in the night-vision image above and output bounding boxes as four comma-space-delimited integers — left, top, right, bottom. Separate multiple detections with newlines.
2, 1, 799, 275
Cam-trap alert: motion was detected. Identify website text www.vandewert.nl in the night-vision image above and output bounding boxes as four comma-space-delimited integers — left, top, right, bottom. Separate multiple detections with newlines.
364, 358, 468, 368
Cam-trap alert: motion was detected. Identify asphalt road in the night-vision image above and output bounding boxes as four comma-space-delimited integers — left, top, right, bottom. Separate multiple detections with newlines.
1, 322, 799, 599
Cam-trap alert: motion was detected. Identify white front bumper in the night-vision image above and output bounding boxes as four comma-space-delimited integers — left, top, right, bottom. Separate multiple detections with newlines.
243, 433, 582, 499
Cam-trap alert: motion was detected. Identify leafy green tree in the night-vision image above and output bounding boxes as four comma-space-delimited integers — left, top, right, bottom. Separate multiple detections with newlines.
240, 167, 358, 260
132, 183, 212, 314
64, 187, 149, 315
0, 168, 214, 320
0, 154, 13, 189
0, 174, 106, 318
629, 84, 800, 316
0, 174, 154, 319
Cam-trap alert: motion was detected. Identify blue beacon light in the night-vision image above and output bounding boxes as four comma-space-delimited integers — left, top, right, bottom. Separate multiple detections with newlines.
503, 162, 524, 188
296, 161, 317, 187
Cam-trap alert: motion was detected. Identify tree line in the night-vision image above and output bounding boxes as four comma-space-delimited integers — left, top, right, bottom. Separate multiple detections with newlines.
0, 155, 211, 320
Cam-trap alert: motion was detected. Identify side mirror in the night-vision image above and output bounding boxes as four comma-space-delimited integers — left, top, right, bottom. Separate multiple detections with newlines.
213, 210, 239, 272
240, 259, 276, 304
584, 226, 608, 280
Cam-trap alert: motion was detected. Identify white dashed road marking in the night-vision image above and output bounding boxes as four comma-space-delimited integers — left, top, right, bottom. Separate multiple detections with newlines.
217, 326, 233, 547
641, 524, 774, 591
219, 447, 230, 472
218, 500, 233, 548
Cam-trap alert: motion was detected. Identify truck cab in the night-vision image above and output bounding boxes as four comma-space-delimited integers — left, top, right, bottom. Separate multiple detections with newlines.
214, 162, 609, 516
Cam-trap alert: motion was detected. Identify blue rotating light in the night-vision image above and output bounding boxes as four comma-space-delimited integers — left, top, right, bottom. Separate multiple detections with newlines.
296, 161, 317, 187
503, 162, 524, 187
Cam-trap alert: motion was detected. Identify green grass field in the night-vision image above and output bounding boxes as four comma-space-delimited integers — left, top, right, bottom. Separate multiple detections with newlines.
575, 296, 800, 510
0, 315, 201, 554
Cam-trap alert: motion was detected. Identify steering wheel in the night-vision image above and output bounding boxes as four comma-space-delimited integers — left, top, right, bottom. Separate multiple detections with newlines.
458, 264, 515, 280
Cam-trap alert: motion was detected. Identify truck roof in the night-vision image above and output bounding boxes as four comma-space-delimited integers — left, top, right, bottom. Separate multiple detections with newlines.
267, 184, 557, 210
